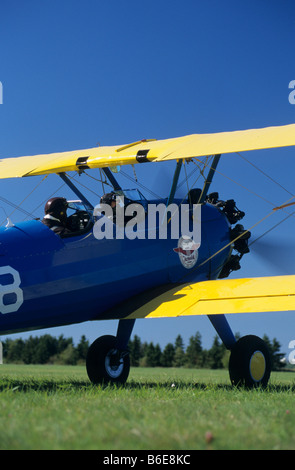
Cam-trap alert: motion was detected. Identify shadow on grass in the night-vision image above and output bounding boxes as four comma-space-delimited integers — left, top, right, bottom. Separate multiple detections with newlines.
0, 378, 90, 393
0, 378, 294, 393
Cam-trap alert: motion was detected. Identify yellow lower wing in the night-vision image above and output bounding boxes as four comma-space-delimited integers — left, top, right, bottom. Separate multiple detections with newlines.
125, 275, 295, 319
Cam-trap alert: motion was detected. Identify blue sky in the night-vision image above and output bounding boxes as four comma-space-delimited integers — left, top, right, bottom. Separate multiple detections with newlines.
0, 0, 295, 356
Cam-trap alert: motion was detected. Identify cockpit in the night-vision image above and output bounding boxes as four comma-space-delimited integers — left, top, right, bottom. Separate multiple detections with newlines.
96, 189, 147, 227
62, 200, 93, 237
45, 189, 147, 238
102, 189, 147, 211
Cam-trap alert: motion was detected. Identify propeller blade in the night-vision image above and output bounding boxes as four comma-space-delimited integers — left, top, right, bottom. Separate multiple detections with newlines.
250, 236, 295, 273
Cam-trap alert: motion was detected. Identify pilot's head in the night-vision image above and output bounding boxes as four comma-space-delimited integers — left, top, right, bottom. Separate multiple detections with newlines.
100, 192, 117, 208
44, 197, 68, 222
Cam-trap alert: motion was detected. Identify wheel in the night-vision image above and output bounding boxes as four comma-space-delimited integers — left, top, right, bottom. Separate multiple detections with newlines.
86, 335, 130, 385
229, 335, 272, 388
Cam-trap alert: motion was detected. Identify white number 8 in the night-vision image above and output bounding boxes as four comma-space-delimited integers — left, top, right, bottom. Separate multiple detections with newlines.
0, 266, 24, 314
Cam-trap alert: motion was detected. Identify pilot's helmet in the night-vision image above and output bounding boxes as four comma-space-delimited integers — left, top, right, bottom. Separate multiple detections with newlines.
100, 192, 117, 205
44, 197, 68, 221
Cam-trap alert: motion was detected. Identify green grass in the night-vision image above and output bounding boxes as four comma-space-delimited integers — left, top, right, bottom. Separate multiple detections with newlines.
0, 364, 295, 450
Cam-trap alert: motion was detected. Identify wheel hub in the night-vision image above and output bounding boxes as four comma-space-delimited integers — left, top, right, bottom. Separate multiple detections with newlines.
249, 350, 266, 382
105, 349, 124, 378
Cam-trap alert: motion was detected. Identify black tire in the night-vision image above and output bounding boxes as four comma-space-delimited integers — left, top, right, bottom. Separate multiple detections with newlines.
229, 335, 271, 388
86, 335, 130, 385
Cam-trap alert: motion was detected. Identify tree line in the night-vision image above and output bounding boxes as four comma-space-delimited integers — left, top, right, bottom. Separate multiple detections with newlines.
129, 333, 285, 370
2, 335, 89, 366
1, 332, 286, 371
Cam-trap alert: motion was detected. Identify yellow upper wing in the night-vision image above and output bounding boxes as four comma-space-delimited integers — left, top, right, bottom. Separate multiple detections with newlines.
0, 123, 295, 178
123, 275, 295, 319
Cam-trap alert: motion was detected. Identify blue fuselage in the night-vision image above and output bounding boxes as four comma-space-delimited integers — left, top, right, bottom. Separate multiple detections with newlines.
0, 202, 231, 334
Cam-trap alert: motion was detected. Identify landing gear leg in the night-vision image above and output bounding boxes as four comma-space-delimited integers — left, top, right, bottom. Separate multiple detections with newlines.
86, 319, 135, 385
208, 314, 236, 350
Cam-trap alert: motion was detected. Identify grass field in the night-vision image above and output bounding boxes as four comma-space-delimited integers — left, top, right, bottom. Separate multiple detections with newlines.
0, 364, 295, 450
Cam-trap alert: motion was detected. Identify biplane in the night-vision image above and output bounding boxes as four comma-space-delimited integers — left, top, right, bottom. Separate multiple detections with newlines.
0, 123, 295, 387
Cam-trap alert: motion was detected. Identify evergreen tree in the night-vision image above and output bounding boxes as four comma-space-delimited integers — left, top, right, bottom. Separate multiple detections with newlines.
145, 342, 155, 367
208, 336, 224, 369
173, 346, 185, 367
185, 331, 203, 367
4, 338, 25, 363
57, 334, 72, 354
263, 335, 285, 371
144, 342, 162, 367
173, 335, 185, 367
35, 335, 58, 364
161, 343, 175, 367
23, 336, 39, 364
58, 344, 77, 365
175, 334, 185, 352
76, 335, 89, 362
154, 344, 162, 366
128, 335, 142, 366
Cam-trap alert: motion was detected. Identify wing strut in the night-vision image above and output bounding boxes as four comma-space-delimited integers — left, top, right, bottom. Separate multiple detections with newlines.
199, 154, 221, 203
101, 167, 122, 191
166, 160, 183, 206
59, 173, 93, 209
